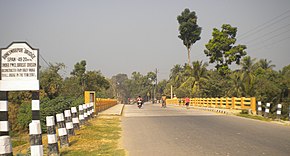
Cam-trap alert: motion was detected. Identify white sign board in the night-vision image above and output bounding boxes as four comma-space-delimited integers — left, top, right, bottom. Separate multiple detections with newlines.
0, 42, 39, 91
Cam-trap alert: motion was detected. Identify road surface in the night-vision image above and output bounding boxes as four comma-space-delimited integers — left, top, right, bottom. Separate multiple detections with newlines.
121, 103, 290, 156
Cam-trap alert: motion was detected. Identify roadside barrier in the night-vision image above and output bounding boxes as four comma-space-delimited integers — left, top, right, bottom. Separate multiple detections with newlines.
78, 105, 85, 125
56, 113, 69, 147
95, 98, 118, 112
71, 107, 80, 130
64, 110, 75, 136
166, 97, 257, 114
46, 116, 59, 156
83, 104, 88, 121
264, 103, 271, 117
29, 122, 43, 156
276, 104, 282, 119
257, 101, 262, 115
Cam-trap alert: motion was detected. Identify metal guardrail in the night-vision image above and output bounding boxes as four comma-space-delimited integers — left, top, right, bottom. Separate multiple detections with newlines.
166, 97, 256, 114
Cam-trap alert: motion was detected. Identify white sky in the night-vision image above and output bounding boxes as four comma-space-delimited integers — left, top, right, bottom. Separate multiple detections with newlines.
1, 0, 290, 80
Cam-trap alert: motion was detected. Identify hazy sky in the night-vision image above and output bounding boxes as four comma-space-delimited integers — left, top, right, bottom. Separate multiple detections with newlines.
1, 0, 290, 80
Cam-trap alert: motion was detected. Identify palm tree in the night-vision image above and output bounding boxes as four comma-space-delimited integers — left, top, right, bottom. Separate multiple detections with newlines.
228, 71, 244, 97
169, 64, 184, 87
259, 59, 276, 70
179, 61, 208, 97
192, 61, 208, 96
240, 56, 256, 96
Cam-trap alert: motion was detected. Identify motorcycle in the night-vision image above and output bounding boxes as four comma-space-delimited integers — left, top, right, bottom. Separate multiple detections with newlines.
137, 100, 142, 109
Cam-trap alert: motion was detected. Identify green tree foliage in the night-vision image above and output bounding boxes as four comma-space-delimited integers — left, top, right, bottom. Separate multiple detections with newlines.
71, 60, 87, 92
12, 60, 111, 133
110, 71, 158, 102
40, 63, 65, 99
177, 8, 202, 65
204, 24, 247, 75
85, 71, 110, 93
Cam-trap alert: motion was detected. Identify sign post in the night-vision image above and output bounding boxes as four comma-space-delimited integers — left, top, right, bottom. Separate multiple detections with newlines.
0, 42, 42, 155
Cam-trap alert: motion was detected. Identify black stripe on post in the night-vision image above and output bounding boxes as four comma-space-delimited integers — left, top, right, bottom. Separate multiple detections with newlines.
0, 112, 8, 121
0, 91, 8, 101
0, 131, 9, 136
32, 91, 39, 100
32, 111, 40, 121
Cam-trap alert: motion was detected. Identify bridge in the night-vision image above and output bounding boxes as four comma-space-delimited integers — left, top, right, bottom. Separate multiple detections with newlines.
121, 103, 290, 156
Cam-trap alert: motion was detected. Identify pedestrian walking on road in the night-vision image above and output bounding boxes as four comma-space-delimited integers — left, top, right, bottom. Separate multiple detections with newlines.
161, 95, 167, 108
185, 97, 190, 109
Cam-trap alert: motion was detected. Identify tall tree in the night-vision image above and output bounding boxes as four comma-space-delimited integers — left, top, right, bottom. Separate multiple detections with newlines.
71, 60, 87, 92
204, 24, 247, 75
177, 8, 202, 65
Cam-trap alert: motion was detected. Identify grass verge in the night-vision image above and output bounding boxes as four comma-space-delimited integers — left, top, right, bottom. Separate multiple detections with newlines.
13, 117, 125, 156
237, 113, 271, 122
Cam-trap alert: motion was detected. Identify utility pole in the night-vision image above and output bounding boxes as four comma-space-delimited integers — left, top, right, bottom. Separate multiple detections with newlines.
153, 68, 158, 104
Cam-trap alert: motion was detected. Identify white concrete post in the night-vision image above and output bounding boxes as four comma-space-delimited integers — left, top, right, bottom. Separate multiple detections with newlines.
257, 101, 262, 116
83, 104, 88, 121
56, 113, 69, 147
264, 103, 271, 118
46, 116, 59, 156
71, 107, 80, 130
276, 104, 282, 119
29, 122, 43, 156
64, 110, 74, 136
78, 105, 85, 125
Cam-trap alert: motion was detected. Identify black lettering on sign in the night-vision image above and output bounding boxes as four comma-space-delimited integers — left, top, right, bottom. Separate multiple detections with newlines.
2, 63, 9, 67
24, 49, 36, 59
7, 57, 16, 62
17, 63, 26, 67
27, 63, 36, 67
23, 57, 32, 62
9, 73, 15, 77
2, 74, 8, 77
9, 63, 16, 67
2, 48, 23, 60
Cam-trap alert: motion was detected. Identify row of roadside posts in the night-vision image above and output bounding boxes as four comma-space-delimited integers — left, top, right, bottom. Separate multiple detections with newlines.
257, 101, 288, 120
44, 103, 94, 155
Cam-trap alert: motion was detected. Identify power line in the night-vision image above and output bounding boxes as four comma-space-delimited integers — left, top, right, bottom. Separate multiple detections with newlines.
249, 35, 290, 52
243, 22, 290, 45
247, 27, 290, 48
39, 53, 50, 67
238, 9, 290, 41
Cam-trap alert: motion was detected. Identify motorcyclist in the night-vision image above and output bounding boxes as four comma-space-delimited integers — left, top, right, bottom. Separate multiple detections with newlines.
137, 96, 143, 108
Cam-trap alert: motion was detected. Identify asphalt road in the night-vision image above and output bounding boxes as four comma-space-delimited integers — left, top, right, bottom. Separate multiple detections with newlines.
121, 103, 290, 156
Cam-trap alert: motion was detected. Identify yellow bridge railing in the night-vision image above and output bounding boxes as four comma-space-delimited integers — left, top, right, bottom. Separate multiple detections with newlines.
166, 97, 256, 114
95, 98, 118, 112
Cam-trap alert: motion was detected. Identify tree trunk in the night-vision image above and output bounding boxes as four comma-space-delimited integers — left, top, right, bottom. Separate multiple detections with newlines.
187, 47, 191, 66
